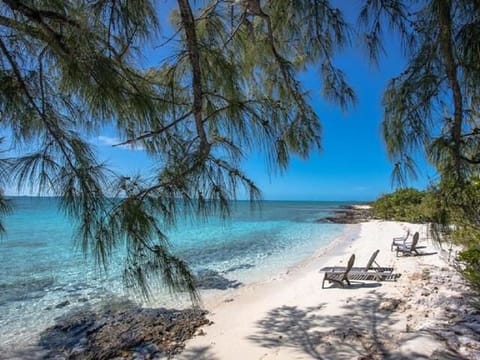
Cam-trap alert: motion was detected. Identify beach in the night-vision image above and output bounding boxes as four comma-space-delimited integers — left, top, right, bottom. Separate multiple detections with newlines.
2, 202, 480, 359
178, 220, 480, 359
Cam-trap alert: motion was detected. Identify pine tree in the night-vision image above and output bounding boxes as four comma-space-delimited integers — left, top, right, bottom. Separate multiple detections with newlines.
377, 0, 480, 184
0, 0, 356, 301
375, 0, 480, 290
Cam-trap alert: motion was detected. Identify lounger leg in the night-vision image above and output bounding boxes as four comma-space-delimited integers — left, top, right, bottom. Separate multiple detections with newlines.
322, 273, 326, 289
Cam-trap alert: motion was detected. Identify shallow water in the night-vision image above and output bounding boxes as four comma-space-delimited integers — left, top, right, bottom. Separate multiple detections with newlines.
0, 197, 347, 354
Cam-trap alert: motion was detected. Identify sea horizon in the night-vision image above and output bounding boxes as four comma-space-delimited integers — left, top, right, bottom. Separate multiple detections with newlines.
4, 195, 373, 203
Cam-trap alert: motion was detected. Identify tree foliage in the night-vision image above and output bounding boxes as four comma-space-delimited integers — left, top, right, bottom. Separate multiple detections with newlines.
440, 178, 480, 290
374, 0, 480, 292
0, 0, 364, 301
4, 0, 478, 301
378, 0, 480, 184
371, 187, 444, 223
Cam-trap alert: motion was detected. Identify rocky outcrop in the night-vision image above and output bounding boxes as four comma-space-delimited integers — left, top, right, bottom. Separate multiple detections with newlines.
316, 205, 372, 224
39, 304, 210, 359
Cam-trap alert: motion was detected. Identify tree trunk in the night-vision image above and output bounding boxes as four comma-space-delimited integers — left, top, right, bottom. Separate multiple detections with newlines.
437, 0, 463, 181
177, 0, 210, 160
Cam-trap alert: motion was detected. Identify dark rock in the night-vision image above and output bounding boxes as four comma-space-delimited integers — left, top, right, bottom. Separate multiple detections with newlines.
55, 300, 70, 309
39, 305, 209, 359
315, 205, 372, 224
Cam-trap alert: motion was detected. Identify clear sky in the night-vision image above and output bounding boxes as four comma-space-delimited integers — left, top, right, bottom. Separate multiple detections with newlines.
6, 2, 436, 200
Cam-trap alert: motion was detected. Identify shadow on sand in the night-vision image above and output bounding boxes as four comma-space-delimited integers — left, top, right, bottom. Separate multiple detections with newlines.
177, 346, 220, 360
322, 281, 383, 290
247, 291, 466, 359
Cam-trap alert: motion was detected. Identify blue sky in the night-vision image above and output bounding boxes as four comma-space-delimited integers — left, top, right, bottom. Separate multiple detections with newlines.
231, 43, 435, 201
88, 3, 435, 202
6, 2, 436, 200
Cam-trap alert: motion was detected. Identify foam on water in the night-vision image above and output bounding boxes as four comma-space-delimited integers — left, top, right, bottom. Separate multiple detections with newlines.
0, 197, 346, 354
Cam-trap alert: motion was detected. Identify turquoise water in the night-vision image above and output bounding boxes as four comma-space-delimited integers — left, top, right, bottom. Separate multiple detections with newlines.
0, 197, 346, 353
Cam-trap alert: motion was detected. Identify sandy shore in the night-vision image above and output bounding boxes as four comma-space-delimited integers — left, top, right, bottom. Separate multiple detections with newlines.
177, 220, 480, 359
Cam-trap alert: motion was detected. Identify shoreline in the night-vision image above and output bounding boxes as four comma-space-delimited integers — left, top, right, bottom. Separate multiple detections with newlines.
197, 222, 360, 310
5, 219, 480, 359
177, 220, 480, 359
0, 203, 352, 359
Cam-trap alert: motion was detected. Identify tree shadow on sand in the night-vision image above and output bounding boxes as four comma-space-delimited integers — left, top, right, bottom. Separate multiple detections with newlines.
177, 346, 219, 360
247, 291, 465, 359
322, 281, 383, 290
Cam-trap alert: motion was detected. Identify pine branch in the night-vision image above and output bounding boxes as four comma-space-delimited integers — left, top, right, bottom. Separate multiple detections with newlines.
113, 111, 193, 146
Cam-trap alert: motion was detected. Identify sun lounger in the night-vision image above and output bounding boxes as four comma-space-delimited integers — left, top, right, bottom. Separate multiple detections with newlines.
322, 251, 401, 285
395, 232, 420, 256
391, 230, 410, 251
322, 254, 355, 288
321, 250, 394, 274
348, 271, 401, 282
350, 267, 401, 281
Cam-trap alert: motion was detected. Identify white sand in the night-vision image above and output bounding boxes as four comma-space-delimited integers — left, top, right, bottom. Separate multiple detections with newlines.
177, 220, 480, 359
351, 204, 372, 210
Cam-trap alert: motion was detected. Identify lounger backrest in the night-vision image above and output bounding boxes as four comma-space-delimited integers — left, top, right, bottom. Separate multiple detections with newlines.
365, 249, 380, 269
410, 232, 419, 250
345, 254, 355, 274
404, 229, 411, 240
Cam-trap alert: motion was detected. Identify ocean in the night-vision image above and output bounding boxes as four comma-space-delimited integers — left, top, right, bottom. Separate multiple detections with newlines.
0, 197, 348, 354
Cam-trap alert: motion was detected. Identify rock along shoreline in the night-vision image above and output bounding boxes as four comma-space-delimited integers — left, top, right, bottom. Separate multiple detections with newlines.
315, 204, 372, 224
38, 303, 210, 360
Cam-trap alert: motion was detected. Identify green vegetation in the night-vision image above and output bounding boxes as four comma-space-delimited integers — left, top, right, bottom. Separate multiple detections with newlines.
377, 0, 480, 295
372, 181, 480, 293
442, 179, 480, 292
372, 188, 428, 222
458, 248, 480, 293
372, 188, 446, 224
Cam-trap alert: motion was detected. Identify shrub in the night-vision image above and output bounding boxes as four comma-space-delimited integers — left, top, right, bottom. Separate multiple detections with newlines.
458, 247, 480, 293
371, 188, 427, 222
